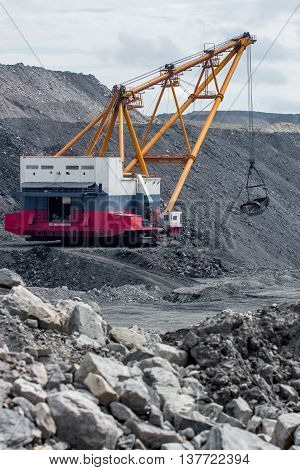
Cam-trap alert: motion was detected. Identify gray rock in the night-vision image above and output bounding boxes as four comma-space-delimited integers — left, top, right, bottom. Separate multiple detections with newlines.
163, 393, 195, 422
109, 327, 146, 350
151, 343, 188, 367
2, 286, 69, 331
273, 413, 300, 449
126, 419, 183, 449
118, 378, 150, 414
246, 415, 262, 433
134, 438, 146, 450
117, 434, 136, 450
226, 397, 252, 425
12, 378, 47, 404
0, 269, 24, 288
291, 367, 300, 380
261, 419, 276, 438
149, 405, 164, 427
107, 343, 129, 358
0, 360, 10, 374
192, 430, 210, 449
52, 441, 70, 450
72, 334, 102, 350
161, 442, 186, 450
144, 331, 162, 346
181, 377, 208, 400
123, 348, 154, 365
294, 426, 300, 446
75, 352, 139, 387
290, 379, 300, 392
257, 433, 272, 442
0, 379, 11, 406
143, 367, 180, 403
279, 384, 298, 401
0, 408, 41, 448
12, 396, 33, 418
255, 404, 278, 419
46, 363, 65, 389
174, 411, 214, 434
68, 303, 106, 344
48, 390, 122, 449
217, 412, 245, 430
25, 319, 38, 328
30, 362, 48, 386
179, 427, 195, 440
139, 357, 178, 375
84, 373, 118, 406
204, 423, 279, 450
31, 402, 56, 438
199, 402, 223, 421
110, 401, 138, 422
145, 383, 161, 410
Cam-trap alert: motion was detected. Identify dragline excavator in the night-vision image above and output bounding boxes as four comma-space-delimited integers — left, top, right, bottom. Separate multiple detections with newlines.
5, 32, 265, 245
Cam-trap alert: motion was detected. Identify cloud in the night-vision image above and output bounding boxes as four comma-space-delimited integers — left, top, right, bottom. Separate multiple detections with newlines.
0, 0, 298, 113
114, 32, 183, 68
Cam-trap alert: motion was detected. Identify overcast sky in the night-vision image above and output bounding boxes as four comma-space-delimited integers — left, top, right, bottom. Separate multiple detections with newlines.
0, 0, 299, 114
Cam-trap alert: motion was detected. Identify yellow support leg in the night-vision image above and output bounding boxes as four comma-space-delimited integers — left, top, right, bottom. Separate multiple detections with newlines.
124, 107, 149, 176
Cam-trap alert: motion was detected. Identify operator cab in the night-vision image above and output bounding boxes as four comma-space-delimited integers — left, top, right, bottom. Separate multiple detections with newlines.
162, 211, 182, 236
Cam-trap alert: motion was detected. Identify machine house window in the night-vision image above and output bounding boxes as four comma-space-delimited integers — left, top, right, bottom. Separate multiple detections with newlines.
49, 196, 71, 223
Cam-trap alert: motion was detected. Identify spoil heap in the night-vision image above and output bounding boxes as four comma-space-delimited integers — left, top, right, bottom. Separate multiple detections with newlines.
0, 269, 300, 450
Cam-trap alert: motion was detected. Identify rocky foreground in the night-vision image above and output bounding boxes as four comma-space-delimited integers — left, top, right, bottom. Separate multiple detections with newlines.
0, 268, 300, 450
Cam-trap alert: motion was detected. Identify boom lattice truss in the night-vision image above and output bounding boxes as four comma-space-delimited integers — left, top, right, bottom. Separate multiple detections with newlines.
56, 33, 256, 211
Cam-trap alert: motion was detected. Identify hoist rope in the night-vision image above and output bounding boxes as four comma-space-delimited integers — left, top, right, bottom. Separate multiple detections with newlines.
247, 46, 255, 165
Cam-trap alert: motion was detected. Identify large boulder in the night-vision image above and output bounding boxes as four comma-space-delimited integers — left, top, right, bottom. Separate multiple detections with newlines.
143, 367, 181, 403
204, 424, 279, 450
123, 348, 154, 365
0, 269, 24, 288
1, 286, 69, 332
151, 343, 188, 367
217, 412, 245, 430
139, 356, 178, 375
173, 411, 215, 434
109, 327, 146, 350
118, 378, 150, 415
163, 393, 195, 422
12, 378, 47, 404
261, 419, 276, 438
0, 409, 41, 448
126, 419, 183, 449
84, 373, 118, 406
273, 413, 300, 449
30, 362, 48, 386
226, 397, 252, 426
110, 401, 138, 423
68, 303, 106, 344
48, 390, 122, 449
75, 352, 140, 387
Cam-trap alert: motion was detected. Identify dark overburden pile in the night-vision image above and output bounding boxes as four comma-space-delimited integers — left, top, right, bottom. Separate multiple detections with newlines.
179, 303, 300, 411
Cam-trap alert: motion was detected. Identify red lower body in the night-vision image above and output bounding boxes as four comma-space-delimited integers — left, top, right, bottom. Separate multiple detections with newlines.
5, 209, 156, 239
